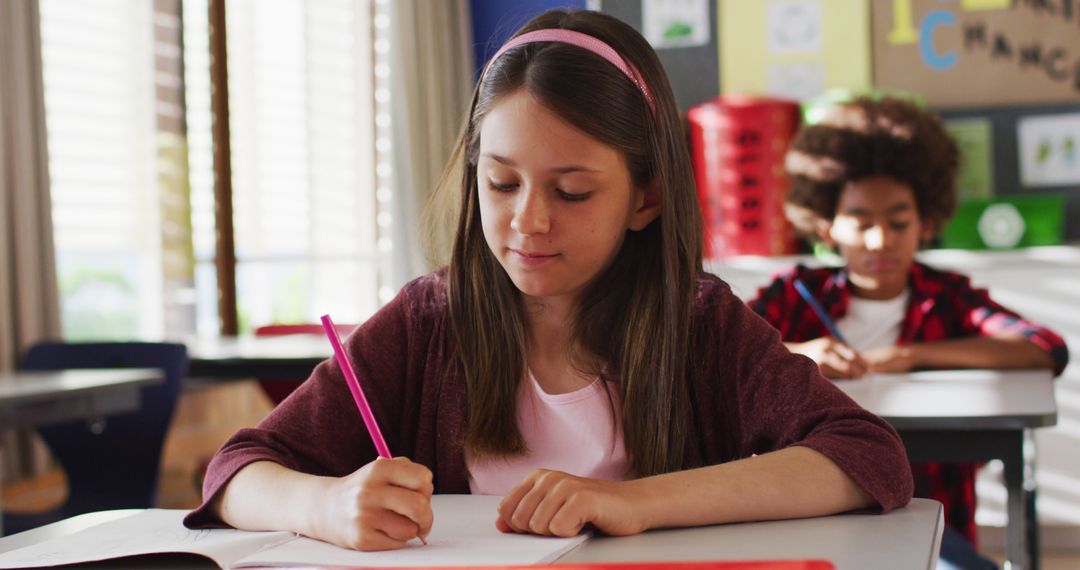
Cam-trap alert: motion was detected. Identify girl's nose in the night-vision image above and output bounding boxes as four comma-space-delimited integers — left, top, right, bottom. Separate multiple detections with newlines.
510, 188, 551, 236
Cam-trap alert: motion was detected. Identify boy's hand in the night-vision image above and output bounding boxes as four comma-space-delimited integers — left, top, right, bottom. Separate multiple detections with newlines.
793, 337, 868, 379
497, 469, 646, 538
312, 457, 434, 552
864, 345, 916, 373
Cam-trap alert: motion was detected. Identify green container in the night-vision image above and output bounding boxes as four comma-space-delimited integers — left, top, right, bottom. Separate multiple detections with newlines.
939, 194, 1066, 250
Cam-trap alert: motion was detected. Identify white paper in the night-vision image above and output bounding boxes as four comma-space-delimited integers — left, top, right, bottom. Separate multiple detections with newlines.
1018, 112, 1080, 187
643, 0, 710, 49
0, 496, 589, 569
0, 510, 294, 569
767, 0, 823, 55
233, 495, 587, 568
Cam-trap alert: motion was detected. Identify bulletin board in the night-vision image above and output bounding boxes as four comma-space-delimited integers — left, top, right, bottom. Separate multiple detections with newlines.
872, 0, 1080, 108
601, 0, 1080, 241
718, 0, 871, 102
603, 0, 720, 112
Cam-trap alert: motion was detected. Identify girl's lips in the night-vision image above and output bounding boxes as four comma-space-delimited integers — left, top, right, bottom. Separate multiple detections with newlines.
510, 249, 558, 265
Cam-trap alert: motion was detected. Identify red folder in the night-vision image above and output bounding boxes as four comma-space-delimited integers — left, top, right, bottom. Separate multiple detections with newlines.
249, 560, 835, 570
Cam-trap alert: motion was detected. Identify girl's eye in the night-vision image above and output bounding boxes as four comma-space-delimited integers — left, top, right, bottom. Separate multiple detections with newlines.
889, 221, 911, 231
489, 180, 517, 192
557, 189, 590, 202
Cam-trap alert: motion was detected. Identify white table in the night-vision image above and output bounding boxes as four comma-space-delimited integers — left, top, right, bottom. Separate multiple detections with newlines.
0, 499, 944, 569
183, 335, 329, 381
0, 368, 163, 535
837, 369, 1056, 570
0, 369, 162, 429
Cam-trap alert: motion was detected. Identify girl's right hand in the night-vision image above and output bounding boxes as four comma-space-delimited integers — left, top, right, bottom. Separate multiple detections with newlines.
792, 337, 868, 379
309, 457, 434, 551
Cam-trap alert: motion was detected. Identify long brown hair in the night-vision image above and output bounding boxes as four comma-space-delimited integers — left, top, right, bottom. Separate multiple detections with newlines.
427, 10, 703, 478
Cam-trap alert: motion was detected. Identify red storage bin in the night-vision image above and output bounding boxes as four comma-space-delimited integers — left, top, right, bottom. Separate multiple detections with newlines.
688, 96, 800, 258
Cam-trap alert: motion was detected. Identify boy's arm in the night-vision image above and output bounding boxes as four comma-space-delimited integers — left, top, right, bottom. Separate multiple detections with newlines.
867, 273, 1068, 375
865, 336, 1055, 373
786, 338, 869, 379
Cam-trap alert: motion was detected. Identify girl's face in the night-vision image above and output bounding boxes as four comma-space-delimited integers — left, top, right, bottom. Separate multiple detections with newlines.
821, 176, 934, 300
476, 88, 658, 306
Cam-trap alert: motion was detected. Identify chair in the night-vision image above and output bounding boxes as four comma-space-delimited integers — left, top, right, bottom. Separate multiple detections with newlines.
254, 323, 354, 405
3, 342, 188, 535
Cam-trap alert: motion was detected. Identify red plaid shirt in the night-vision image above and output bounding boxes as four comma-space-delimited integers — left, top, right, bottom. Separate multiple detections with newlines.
748, 262, 1069, 545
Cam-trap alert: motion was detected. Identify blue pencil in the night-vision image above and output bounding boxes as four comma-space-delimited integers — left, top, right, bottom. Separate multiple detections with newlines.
793, 279, 849, 345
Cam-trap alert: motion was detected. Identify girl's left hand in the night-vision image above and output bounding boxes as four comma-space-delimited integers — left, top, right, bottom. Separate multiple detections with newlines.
863, 345, 916, 373
496, 469, 647, 537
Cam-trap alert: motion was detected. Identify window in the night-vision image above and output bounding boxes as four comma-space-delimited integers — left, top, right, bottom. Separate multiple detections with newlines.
41, 0, 388, 339
40, 0, 165, 340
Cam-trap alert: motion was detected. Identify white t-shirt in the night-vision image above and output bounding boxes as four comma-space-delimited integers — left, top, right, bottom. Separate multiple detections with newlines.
836, 289, 911, 352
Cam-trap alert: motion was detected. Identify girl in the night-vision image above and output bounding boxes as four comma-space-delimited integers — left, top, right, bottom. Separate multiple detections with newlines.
185, 10, 912, 551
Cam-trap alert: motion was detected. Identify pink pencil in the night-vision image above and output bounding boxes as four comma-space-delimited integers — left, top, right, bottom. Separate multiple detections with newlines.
322, 315, 429, 545
320, 314, 392, 458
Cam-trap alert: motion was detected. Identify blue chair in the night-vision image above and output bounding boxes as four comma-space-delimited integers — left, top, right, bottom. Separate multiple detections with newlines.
2, 342, 188, 535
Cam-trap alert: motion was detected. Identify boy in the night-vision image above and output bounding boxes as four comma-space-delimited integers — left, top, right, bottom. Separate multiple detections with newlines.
748, 97, 1068, 569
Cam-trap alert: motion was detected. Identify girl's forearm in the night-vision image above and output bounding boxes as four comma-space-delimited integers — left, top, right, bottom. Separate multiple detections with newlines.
909, 336, 1054, 371
211, 460, 329, 536
626, 446, 875, 530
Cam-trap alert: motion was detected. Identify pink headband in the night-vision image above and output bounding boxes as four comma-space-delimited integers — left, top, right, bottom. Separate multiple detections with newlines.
484, 28, 657, 115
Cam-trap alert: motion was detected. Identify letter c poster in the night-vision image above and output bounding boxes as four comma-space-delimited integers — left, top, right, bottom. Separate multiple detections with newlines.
872, 0, 1080, 107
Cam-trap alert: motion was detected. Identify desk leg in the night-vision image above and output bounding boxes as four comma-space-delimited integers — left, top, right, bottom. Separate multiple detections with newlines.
896, 429, 1038, 570
1023, 430, 1040, 570
1003, 436, 1029, 570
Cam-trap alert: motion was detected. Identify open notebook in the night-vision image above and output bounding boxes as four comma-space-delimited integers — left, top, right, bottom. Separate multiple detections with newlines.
0, 495, 588, 569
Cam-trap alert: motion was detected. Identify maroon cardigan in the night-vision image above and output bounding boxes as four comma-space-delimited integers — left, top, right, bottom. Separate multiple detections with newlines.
185, 272, 913, 528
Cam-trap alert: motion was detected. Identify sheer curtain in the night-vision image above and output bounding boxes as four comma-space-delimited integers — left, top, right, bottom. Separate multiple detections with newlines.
384, 0, 474, 285
0, 0, 62, 479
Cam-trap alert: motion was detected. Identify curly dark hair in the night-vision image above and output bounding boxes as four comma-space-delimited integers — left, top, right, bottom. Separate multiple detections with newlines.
783, 96, 959, 239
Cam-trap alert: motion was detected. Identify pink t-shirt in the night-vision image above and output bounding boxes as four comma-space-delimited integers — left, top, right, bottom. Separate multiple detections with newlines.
466, 371, 629, 495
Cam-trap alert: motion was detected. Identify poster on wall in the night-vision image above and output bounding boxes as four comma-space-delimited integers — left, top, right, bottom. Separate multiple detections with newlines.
1018, 112, 1080, 187
643, 0, 710, 49
871, 0, 1080, 107
719, 0, 870, 102
945, 118, 995, 200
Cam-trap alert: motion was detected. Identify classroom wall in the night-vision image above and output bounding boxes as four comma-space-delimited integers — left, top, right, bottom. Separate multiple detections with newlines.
474, 2, 1080, 240
599, 1, 720, 112
935, 104, 1080, 242
470, 0, 588, 72
470, 0, 719, 111
599, 0, 1080, 241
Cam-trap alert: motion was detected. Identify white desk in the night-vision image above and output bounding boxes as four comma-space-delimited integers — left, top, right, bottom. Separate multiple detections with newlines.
564, 499, 943, 570
0, 499, 943, 570
0, 369, 162, 428
0, 368, 163, 535
837, 369, 1056, 570
183, 335, 329, 381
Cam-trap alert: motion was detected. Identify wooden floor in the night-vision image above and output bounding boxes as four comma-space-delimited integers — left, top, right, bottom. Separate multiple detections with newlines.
4, 382, 1080, 569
